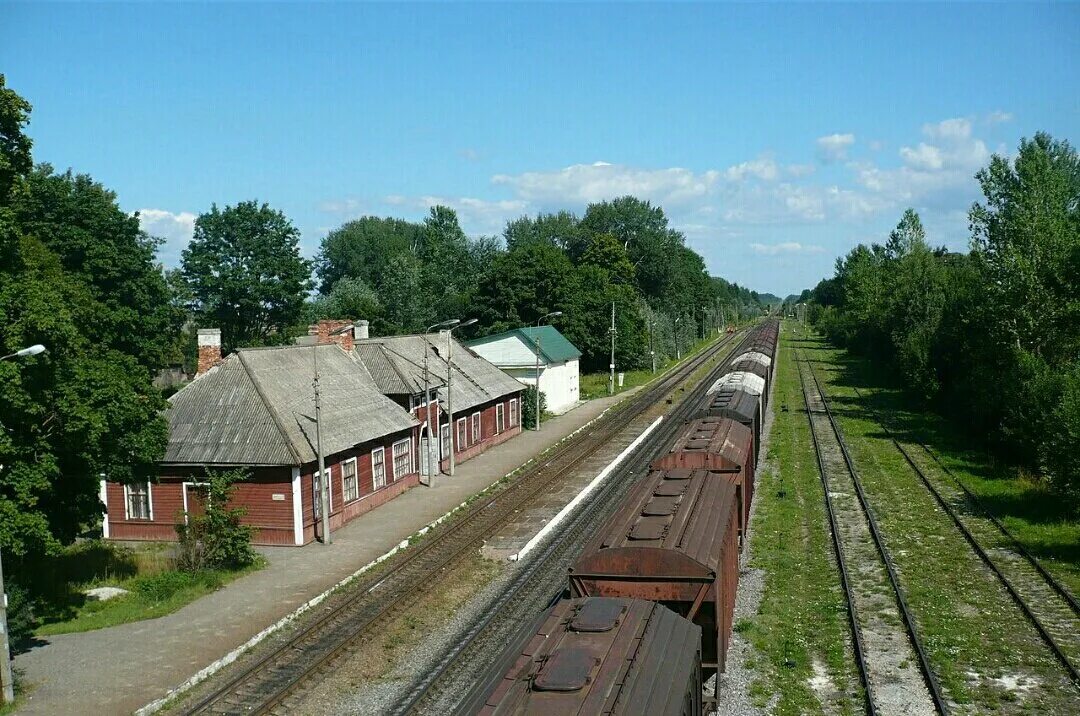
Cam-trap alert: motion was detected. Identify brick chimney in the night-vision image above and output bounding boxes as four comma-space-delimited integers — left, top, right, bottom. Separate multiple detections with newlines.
196, 328, 223, 376
315, 319, 354, 351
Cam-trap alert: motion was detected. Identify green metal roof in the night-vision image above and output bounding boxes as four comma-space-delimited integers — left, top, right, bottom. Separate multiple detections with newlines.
468, 325, 582, 364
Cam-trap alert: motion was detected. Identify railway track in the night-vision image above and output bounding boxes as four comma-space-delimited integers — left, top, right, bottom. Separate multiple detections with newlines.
177, 331, 742, 716
848, 384, 1080, 687
796, 351, 948, 716
394, 330, 758, 715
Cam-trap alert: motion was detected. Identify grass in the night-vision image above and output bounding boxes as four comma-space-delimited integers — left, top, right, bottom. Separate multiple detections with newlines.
579, 331, 730, 400
29, 540, 264, 636
741, 325, 863, 715
799, 328, 1080, 713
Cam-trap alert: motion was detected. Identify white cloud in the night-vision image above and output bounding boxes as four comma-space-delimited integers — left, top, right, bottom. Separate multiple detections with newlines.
899, 142, 944, 171
786, 163, 816, 178
136, 209, 196, 264
493, 161, 722, 206
816, 133, 856, 162
986, 110, 1013, 125
749, 242, 825, 256
724, 158, 779, 182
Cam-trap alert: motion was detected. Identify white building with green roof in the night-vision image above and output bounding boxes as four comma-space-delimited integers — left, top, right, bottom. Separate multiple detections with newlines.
466, 325, 582, 414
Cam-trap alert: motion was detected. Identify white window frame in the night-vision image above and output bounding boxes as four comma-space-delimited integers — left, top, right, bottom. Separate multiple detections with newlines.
456, 417, 466, 452
391, 438, 412, 481
312, 468, 332, 518
440, 423, 451, 459
471, 412, 481, 445
372, 446, 387, 490
123, 482, 153, 521
496, 403, 505, 434
509, 398, 518, 427
342, 456, 359, 503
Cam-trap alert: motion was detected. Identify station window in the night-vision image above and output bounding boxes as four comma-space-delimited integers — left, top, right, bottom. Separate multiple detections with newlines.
125, 482, 152, 520
471, 412, 481, 445
372, 447, 386, 490
342, 458, 359, 502
496, 403, 505, 434
392, 439, 412, 479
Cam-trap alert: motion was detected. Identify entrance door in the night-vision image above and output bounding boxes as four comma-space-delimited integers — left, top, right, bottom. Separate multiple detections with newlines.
420, 435, 432, 477
183, 482, 210, 522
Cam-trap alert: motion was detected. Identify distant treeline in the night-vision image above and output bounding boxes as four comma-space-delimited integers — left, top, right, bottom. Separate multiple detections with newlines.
795, 133, 1079, 496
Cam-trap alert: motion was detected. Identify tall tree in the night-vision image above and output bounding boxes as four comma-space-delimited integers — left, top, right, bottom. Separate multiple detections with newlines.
503, 211, 581, 252
315, 216, 422, 293
181, 201, 313, 350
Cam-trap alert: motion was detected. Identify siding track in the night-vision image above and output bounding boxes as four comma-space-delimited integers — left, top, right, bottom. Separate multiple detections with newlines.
849, 384, 1080, 688
797, 351, 947, 716
177, 334, 741, 716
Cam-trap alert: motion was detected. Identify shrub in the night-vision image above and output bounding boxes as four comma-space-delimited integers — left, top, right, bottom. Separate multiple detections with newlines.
5, 581, 36, 652
175, 469, 257, 572
521, 384, 547, 430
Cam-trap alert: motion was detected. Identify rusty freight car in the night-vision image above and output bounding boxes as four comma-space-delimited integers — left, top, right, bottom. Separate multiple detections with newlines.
569, 467, 741, 683
477, 597, 703, 716
653, 417, 755, 543
696, 386, 761, 467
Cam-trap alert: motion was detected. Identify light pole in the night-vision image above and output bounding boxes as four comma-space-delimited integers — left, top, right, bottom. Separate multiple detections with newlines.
0, 343, 46, 704
674, 316, 682, 361
533, 311, 562, 431
313, 325, 352, 545
701, 306, 708, 342
608, 302, 616, 395
425, 319, 460, 479
445, 318, 477, 476
648, 315, 656, 374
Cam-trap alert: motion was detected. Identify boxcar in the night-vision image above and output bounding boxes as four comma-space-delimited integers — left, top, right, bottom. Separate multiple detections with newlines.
569, 467, 740, 681
653, 417, 755, 543
477, 597, 703, 716
696, 386, 761, 467
710, 371, 765, 419
729, 359, 771, 407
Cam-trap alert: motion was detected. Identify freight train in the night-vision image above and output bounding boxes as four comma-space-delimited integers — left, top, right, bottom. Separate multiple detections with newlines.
474, 319, 780, 715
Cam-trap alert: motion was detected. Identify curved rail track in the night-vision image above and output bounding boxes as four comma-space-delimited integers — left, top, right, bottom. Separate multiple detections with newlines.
395, 330, 759, 715
797, 351, 949, 715
178, 332, 742, 716
849, 384, 1080, 687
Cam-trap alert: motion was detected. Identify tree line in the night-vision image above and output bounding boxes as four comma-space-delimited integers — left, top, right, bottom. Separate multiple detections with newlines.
0, 75, 766, 568
798, 132, 1079, 496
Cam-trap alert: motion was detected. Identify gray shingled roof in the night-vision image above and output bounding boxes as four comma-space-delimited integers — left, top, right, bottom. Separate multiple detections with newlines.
357, 334, 523, 412
164, 344, 419, 466
354, 341, 445, 396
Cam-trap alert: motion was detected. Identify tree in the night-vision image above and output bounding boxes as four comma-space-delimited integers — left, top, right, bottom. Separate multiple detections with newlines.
578, 233, 636, 286
0, 74, 32, 201
471, 242, 575, 335
503, 211, 581, 252
176, 470, 257, 571
315, 216, 423, 293
310, 277, 383, 327
12, 165, 180, 371
181, 201, 313, 351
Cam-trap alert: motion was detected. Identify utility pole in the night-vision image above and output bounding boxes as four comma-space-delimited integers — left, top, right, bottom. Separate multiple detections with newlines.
532, 311, 562, 431
674, 316, 682, 360
608, 301, 616, 395
720, 305, 726, 334
444, 318, 477, 476
422, 345, 433, 485
648, 315, 656, 374
313, 344, 330, 545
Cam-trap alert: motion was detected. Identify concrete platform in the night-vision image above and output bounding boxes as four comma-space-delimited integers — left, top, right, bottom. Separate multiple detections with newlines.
13, 392, 630, 716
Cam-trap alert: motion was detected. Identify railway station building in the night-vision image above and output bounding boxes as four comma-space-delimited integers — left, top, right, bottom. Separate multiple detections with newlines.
466, 325, 582, 414
102, 320, 525, 546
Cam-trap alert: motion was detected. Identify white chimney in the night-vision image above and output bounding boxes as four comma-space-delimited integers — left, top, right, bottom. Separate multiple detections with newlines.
354, 320, 370, 340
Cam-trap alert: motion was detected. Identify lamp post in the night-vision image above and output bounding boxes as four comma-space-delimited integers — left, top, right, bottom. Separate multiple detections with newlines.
425, 319, 460, 480
674, 316, 682, 361
608, 302, 616, 396
313, 325, 352, 545
445, 318, 477, 476
533, 311, 562, 431
0, 343, 46, 704
648, 315, 656, 374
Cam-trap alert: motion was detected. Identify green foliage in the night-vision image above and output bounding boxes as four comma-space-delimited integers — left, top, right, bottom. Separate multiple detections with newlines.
0, 73, 33, 201
5, 581, 34, 652
316, 216, 424, 293
809, 132, 1080, 496
520, 384, 546, 430
175, 470, 257, 572
181, 200, 313, 351
130, 569, 222, 604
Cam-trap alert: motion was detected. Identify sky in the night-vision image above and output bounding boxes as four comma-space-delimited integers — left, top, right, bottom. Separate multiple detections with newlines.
2, 3, 1077, 297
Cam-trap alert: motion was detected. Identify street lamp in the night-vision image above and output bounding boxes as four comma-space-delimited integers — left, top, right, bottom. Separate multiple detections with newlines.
313, 325, 353, 545
424, 319, 460, 481
647, 315, 657, 374
674, 316, 682, 360
0, 344, 45, 704
444, 318, 477, 476
533, 311, 562, 431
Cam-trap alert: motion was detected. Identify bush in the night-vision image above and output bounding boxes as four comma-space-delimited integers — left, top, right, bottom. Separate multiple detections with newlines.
130, 570, 222, 603
521, 384, 546, 430
5, 581, 36, 652
175, 470, 257, 572
1042, 361, 1080, 497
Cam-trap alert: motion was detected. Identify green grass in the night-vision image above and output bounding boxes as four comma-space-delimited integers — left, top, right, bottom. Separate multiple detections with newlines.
29, 540, 264, 636
800, 328, 1080, 713
579, 332, 728, 400
742, 326, 862, 715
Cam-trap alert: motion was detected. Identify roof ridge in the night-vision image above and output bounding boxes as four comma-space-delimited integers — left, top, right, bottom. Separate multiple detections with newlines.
238, 351, 304, 465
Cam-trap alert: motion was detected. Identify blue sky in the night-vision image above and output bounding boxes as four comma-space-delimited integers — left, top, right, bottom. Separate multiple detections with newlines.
3, 3, 1077, 296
